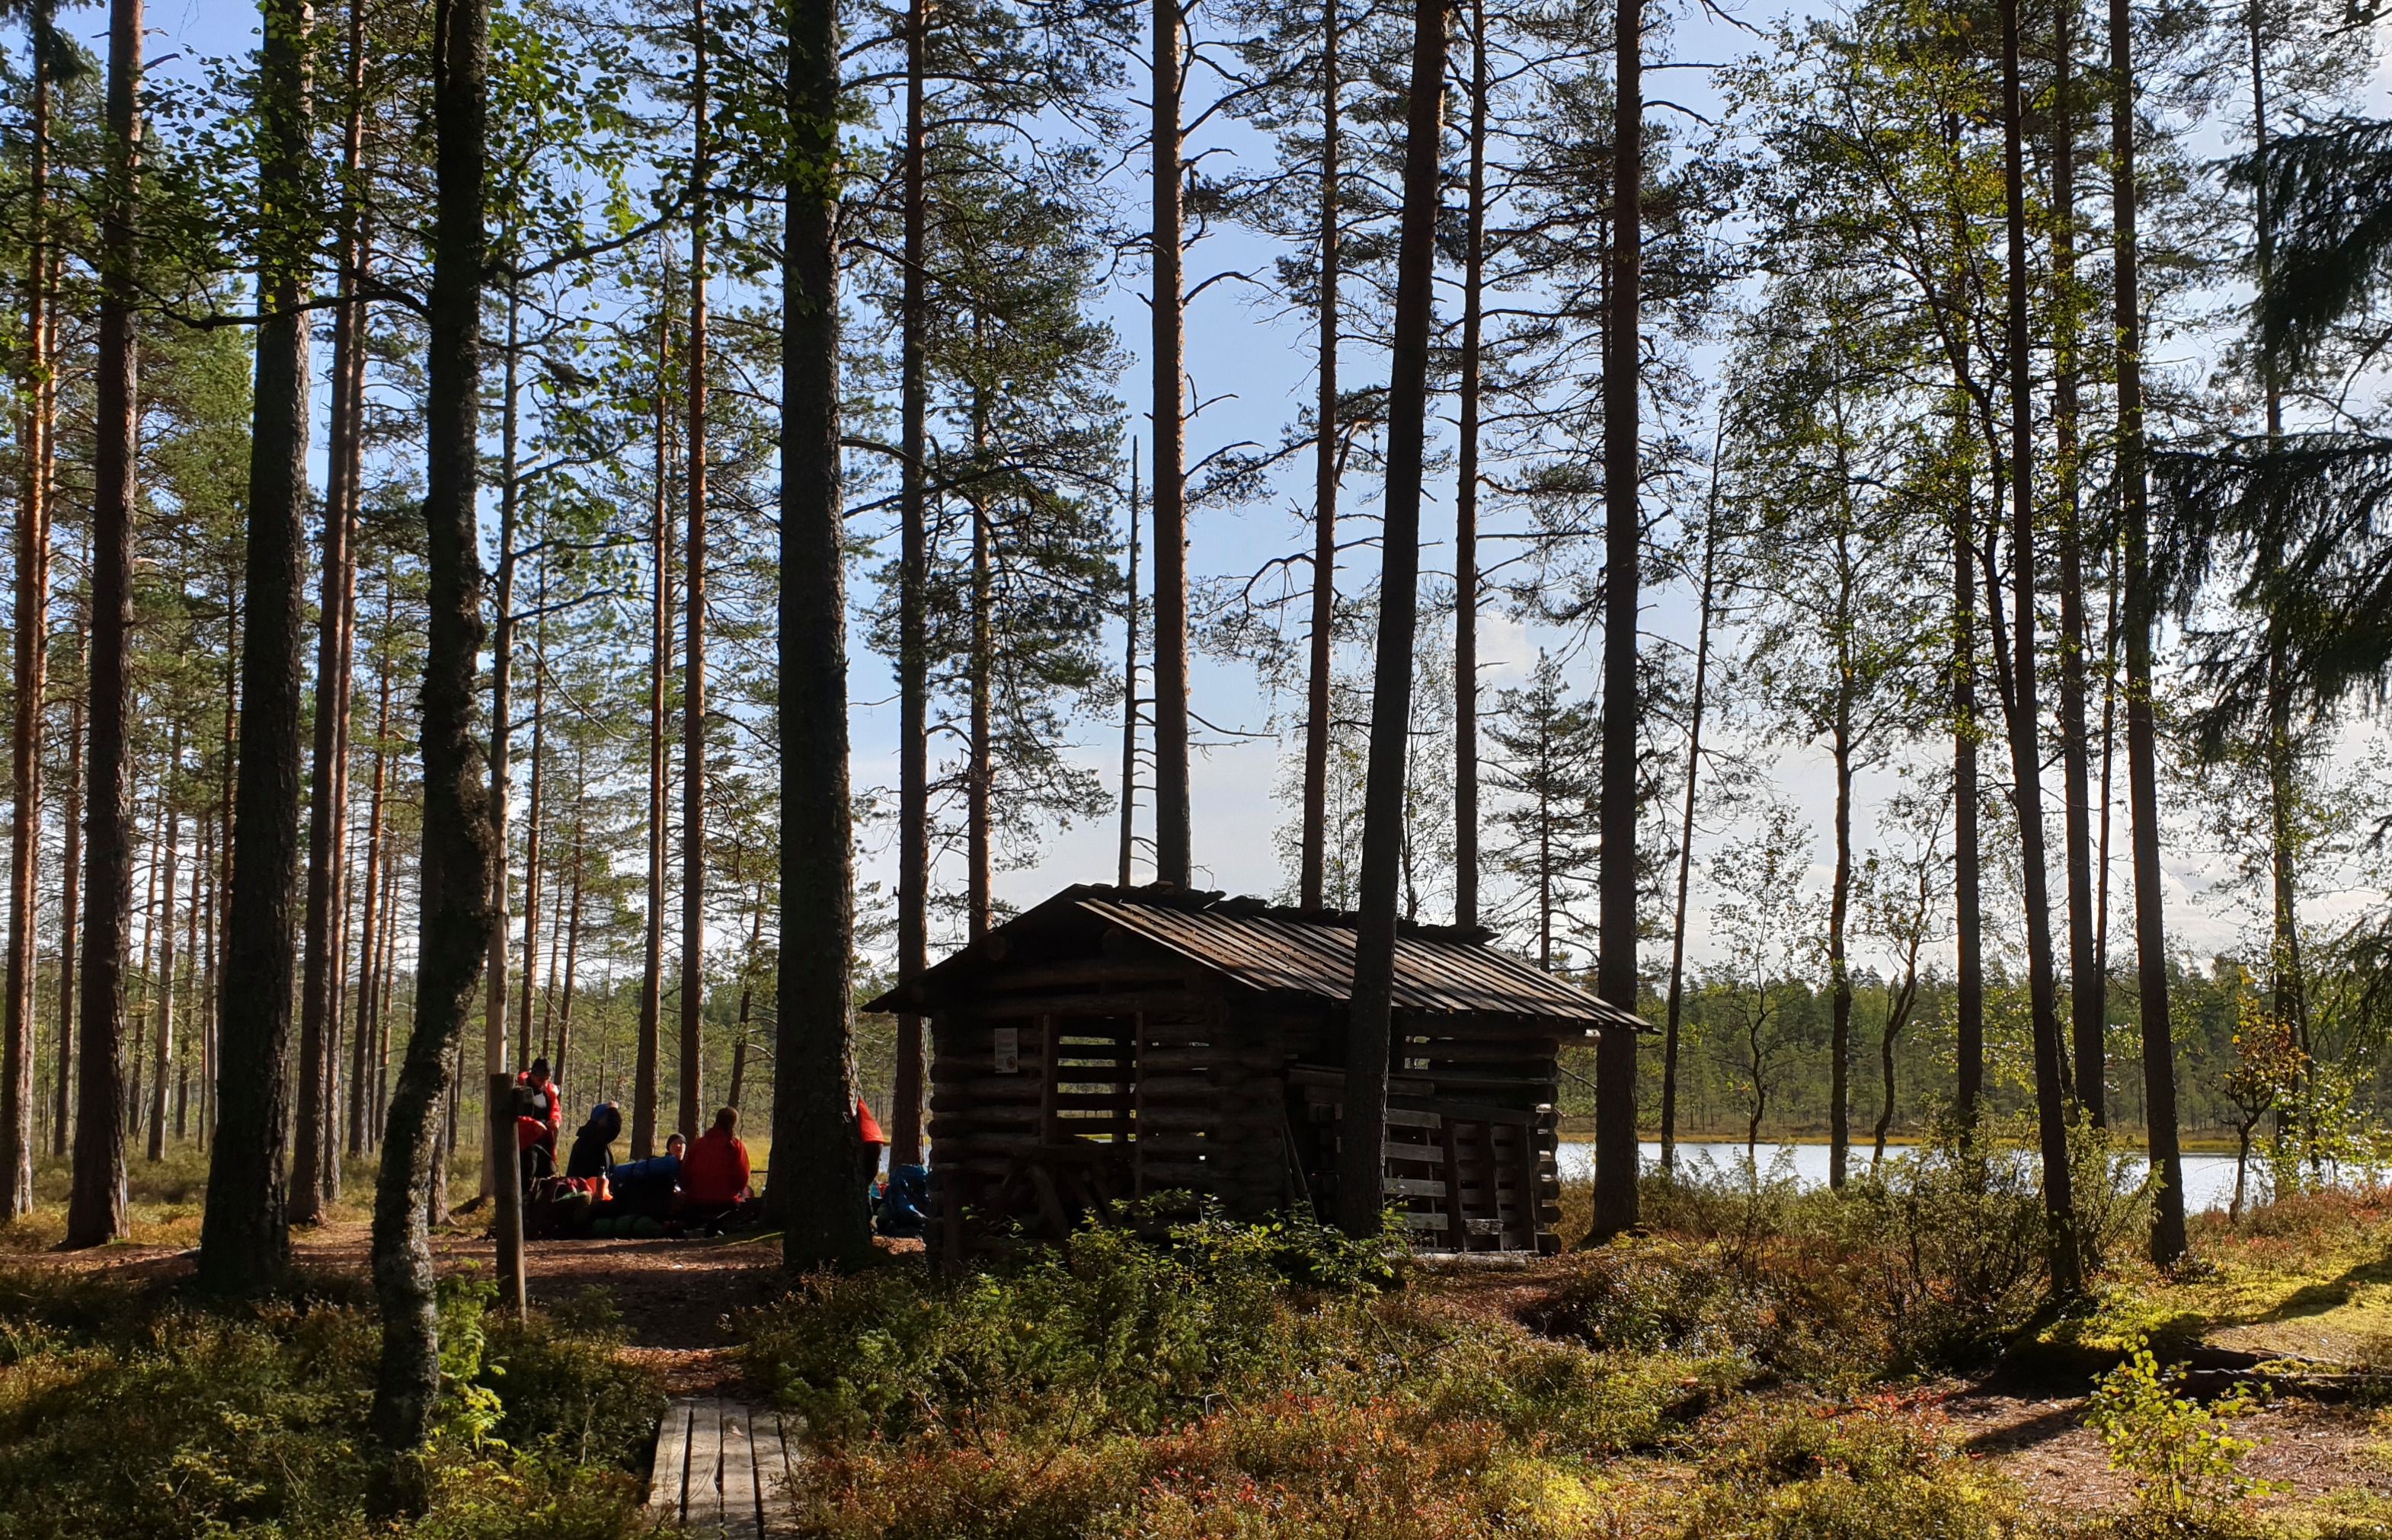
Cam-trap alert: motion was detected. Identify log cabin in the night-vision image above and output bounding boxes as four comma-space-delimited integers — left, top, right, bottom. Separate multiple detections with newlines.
864, 882, 1655, 1257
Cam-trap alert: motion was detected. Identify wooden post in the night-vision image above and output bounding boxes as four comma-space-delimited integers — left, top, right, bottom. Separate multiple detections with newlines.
487, 1072, 526, 1320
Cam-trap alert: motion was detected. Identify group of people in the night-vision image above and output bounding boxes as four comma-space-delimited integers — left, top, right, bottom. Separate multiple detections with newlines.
502, 1057, 929, 1241
507, 1058, 760, 1239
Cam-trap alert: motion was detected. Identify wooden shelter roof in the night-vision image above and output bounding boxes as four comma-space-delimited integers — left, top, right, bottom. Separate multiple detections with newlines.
868, 883, 1654, 1034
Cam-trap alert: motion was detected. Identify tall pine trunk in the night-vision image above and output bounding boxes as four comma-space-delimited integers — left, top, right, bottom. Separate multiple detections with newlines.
1658, 442, 1719, 1174
516, 602, 544, 1064
2247, 16, 2308, 1149
372, 0, 492, 1452
350, 618, 392, 1155
197, 0, 311, 1287
146, 727, 177, 1162
295, 347, 355, 1225
2052, 0, 2103, 1125
1336, 0, 1445, 1240
332, 0, 372, 1159
1999, 0, 2081, 1296
1299, 0, 1340, 912
777, 0, 875, 1268
891, 0, 929, 1168
481, 291, 523, 1197
1452, 0, 1485, 931
1118, 462, 1141, 886
554, 795, 583, 1085
51, 643, 79, 1158
1590, 0, 1642, 1241
4, 0, 54, 1214
680, 19, 710, 1137
1151, 0, 1191, 887
65, 0, 145, 1251
634, 292, 669, 1157
967, 490, 993, 938
2112, 0, 2185, 1265
1828, 538, 1854, 1189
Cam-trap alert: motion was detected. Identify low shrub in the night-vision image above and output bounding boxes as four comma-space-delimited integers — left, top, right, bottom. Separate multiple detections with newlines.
1680, 1396, 2020, 1540
743, 1208, 1408, 1447
0, 1262, 658, 1540
2083, 1337, 2274, 1523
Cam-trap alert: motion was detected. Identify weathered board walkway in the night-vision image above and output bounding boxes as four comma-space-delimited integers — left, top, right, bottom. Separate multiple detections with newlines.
647, 1398, 799, 1536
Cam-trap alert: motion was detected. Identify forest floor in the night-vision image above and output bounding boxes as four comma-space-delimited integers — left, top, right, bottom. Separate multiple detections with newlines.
8, 1152, 2392, 1536
1405, 1257, 2392, 1534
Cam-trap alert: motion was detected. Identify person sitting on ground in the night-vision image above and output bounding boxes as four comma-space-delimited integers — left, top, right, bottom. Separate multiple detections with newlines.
565, 1102, 621, 1181
681, 1107, 752, 1222
514, 1052, 564, 1186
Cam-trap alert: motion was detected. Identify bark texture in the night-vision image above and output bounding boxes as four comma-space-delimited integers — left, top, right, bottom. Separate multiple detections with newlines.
1999, 0, 2081, 1296
64, 0, 143, 1251
2111, 0, 2185, 1265
777, 0, 876, 1270
372, 0, 492, 1455
1590, 0, 1642, 1241
1337, 0, 1446, 1240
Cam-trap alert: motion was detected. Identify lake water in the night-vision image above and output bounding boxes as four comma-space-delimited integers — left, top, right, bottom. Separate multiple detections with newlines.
1556, 1140, 2251, 1215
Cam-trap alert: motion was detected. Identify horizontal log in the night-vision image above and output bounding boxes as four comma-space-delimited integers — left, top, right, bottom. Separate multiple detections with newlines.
972, 990, 1206, 1020
1134, 1105, 1214, 1133
1382, 1142, 1444, 1165
1396, 1097, 1539, 1126
1401, 1038, 1562, 1064
1385, 1177, 1447, 1198
1054, 1091, 1135, 1112
931, 1080, 1043, 1104
1134, 1073, 1214, 1097
987, 957, 1191, 992
1417, 1070, 1558, 1091
1136, 1160, 1214, 1186
1287, 1066, 1438, 1097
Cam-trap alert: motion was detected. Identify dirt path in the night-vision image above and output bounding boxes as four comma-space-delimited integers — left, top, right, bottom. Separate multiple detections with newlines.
1940, 1386, 2391, 1526
9, 1215, 821, 1398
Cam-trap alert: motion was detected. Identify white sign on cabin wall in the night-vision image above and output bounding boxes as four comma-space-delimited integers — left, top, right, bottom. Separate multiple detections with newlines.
994, 1027, 1019, 1074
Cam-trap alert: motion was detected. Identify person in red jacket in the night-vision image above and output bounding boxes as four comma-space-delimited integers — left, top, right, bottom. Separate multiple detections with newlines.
514, 1057, 562, 1184
681, 1107, 753, 1216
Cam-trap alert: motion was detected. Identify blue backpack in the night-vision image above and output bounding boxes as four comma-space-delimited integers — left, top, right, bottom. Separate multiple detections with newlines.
878, 1164, 929, 1238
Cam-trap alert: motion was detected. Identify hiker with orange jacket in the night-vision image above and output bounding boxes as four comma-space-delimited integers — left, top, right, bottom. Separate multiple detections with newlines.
681, 1107, 753, 1219
514, 1057, 563, 1182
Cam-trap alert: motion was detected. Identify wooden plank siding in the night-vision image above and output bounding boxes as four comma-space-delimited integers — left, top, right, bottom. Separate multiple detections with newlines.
886, 883, 1651, 1260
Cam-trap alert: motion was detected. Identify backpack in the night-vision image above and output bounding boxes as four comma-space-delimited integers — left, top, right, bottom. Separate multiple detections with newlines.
878, 1164, 929, 1238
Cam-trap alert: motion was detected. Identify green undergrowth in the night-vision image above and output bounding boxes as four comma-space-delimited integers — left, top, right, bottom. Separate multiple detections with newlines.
0, 1263, 661, 1539
0, 1149, 472, 1254
737, 1138, 2370, 1540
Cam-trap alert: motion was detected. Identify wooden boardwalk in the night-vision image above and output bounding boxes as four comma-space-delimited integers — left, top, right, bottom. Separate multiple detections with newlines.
647, 1398, 800, 1536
